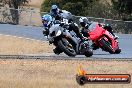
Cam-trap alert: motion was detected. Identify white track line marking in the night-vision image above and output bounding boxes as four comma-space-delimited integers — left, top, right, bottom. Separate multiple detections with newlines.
0, 33, 47, 42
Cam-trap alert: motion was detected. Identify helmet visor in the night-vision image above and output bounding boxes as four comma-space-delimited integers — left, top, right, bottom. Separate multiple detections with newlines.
80, 22, 86, 27
42, 20, 48, 27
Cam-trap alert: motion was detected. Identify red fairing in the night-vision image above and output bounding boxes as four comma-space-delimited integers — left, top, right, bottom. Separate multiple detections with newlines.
87, 23, 120, 54
103, 29, 118, 50
88, 24, 104, 41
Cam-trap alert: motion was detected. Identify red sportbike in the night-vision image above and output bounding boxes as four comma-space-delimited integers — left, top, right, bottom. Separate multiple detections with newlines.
88, 22, 121, 54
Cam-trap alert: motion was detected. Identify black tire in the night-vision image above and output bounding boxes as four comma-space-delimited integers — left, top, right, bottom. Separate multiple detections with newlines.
84, 49, 93, 57
99, 39, 114, 54
58, 39, 76, 57
76, 75, 86, 85
115, 48, 121, 54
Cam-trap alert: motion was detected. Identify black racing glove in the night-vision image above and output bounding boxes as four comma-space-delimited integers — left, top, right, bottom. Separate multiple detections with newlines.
43, 28, 49, 36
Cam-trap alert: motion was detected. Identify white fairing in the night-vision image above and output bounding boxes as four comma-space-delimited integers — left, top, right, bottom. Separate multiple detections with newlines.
88, 22, 98, 32
63, 29, 77, 44
49, 24, 62, 35
48, 24, 63, 41
49, 24, 73, 39
56, 30, 62, 36
49, 24, 80, 52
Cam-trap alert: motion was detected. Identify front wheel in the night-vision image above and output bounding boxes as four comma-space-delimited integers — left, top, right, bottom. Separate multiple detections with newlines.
84, 49, 93, 57
58, 38, 76, 57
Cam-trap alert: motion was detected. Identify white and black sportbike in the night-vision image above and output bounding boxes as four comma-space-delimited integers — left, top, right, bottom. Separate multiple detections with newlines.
44, 22, 93, 57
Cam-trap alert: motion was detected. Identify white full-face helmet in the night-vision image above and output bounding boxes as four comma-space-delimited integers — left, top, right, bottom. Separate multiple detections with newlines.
51, 5, 59, 15
79, 17, 89, 27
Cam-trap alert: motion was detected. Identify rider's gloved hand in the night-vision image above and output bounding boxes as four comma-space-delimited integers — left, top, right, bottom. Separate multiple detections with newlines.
43, 28, 49, 36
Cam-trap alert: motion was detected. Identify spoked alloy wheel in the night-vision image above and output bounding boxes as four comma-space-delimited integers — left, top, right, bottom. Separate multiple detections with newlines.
58, 38, 76, 57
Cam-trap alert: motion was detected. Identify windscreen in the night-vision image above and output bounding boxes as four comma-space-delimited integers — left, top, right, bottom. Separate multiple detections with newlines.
88, 22, 98, 32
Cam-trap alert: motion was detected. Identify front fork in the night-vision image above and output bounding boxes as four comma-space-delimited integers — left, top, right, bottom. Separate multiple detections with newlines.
63, 30, 79, 53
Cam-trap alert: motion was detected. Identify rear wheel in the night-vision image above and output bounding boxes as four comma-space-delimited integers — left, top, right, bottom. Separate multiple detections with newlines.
99, 39, 114, 54
115, 48, 121, 54
58, 38, 76, 57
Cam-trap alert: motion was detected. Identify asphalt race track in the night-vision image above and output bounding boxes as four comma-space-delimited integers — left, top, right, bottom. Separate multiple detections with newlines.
0, 24, 132, 59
